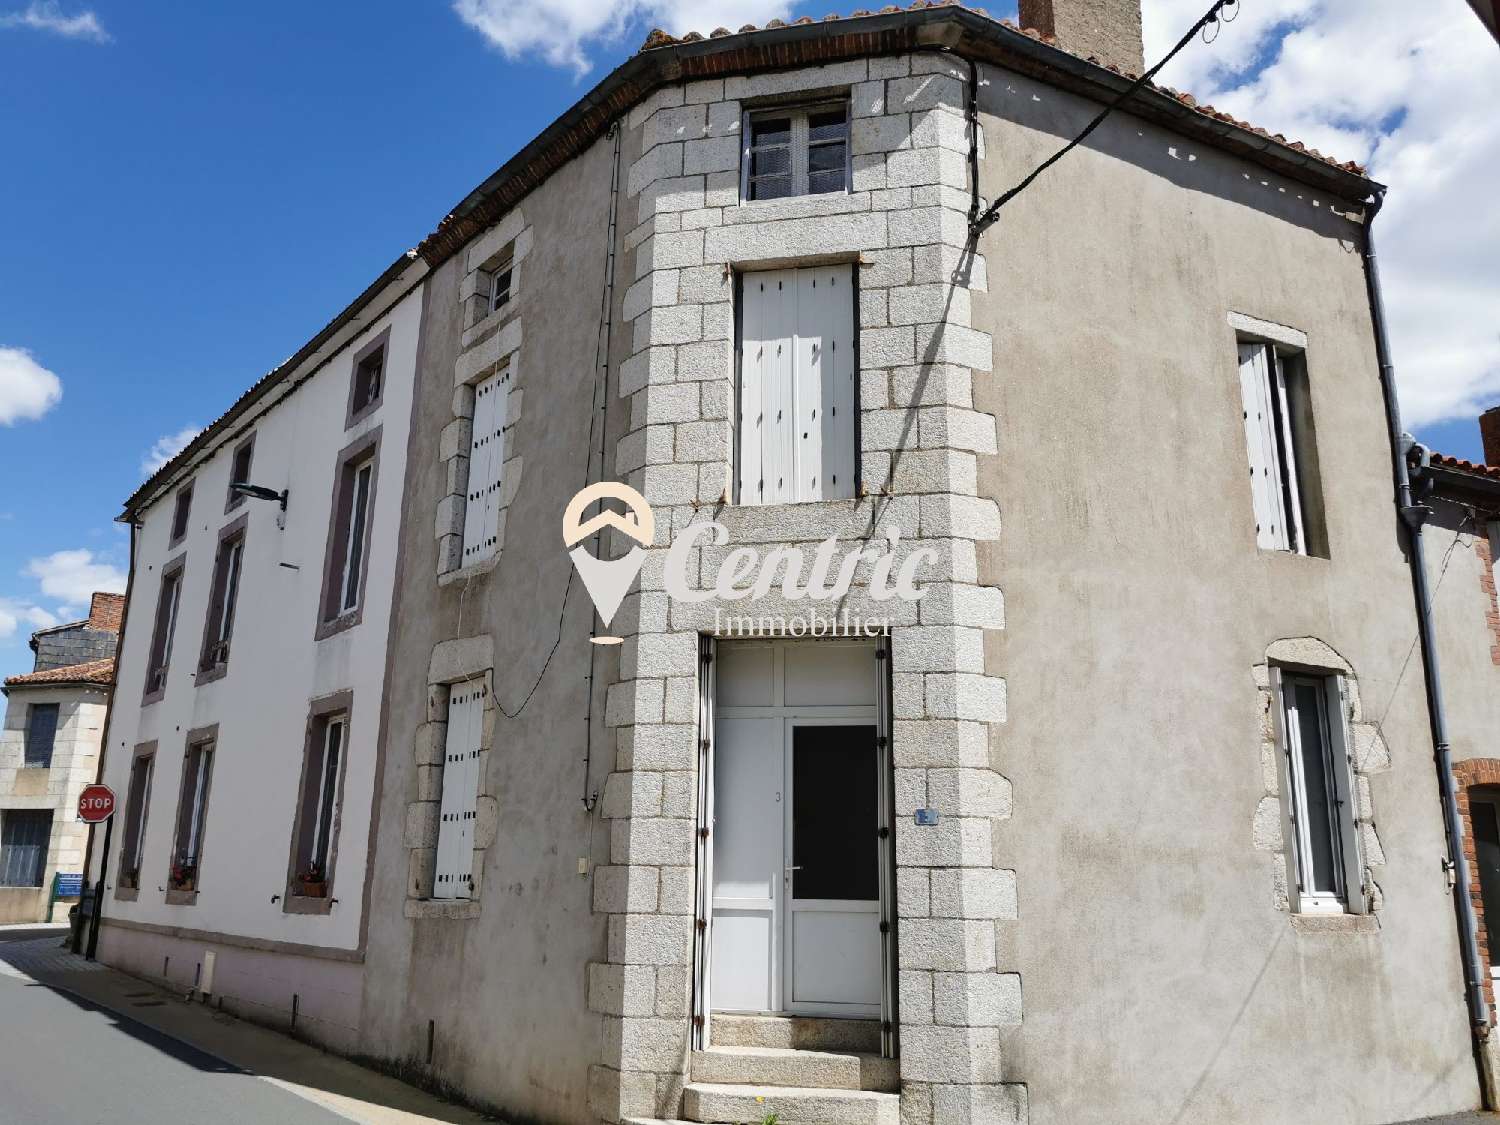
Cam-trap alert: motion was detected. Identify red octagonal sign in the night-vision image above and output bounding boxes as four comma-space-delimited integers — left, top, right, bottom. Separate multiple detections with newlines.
78, 784, 116, 823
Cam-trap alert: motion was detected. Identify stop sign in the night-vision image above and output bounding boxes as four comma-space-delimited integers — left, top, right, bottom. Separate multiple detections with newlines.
77, 784, 116, 823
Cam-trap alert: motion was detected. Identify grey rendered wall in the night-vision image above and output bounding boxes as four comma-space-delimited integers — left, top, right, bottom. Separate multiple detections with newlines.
1427, 498, 1500, 763
357, 134, 620, 1122
972, 68, 1480, 1123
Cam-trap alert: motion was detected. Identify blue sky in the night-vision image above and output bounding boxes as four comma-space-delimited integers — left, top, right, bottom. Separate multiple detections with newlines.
0, 0, 1493, 676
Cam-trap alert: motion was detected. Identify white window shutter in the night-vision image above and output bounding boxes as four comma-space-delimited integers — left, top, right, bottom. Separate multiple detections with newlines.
1325, 675, 1367, 913
1269, 349, 1305, 554
1267, 667, 1302, 915
434, 684, 481, 899
740, 266, 853, 505
461, 376, 496, 568
481, 372, 509, 557
1238, 343, 1288, 550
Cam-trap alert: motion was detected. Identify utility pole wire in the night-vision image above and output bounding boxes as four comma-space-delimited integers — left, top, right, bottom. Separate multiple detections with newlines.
971, 0, 1236, 234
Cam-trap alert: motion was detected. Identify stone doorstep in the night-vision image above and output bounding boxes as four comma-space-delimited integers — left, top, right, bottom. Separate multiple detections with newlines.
710, 1013, 883, 1054
692, 1046, 899, 1093
684, 1082, 900, 1125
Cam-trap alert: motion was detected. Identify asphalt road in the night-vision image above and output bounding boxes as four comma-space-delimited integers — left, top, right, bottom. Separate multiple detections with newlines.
0, 949, 349, 1125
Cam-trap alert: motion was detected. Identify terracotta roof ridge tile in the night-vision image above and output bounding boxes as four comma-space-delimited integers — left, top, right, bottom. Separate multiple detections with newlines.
4, 657, 116, 688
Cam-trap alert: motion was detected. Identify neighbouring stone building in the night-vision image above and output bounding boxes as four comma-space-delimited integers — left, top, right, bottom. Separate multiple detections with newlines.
1, 592, 122, 924
88, 1, 1498, 1122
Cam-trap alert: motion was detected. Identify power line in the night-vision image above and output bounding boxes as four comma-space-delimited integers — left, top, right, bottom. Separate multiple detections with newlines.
971, 0, 1238, 234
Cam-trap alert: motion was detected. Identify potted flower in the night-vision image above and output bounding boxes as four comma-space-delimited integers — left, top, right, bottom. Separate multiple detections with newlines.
296, 860, 327, 898
169, 861, 197, 892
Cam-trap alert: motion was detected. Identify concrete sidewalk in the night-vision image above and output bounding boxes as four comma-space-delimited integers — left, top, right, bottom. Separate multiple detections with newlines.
0, 933, 498, 1124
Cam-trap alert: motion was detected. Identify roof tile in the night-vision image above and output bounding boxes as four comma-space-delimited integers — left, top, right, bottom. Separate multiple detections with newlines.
4, 658, 115, 689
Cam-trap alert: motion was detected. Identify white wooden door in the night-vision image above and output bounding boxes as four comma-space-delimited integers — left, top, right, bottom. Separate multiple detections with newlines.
710, 641, 881, 1017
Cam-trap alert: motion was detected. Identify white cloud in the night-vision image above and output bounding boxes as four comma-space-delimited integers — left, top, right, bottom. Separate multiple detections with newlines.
453, 0, 792, 76
140, 424, 201, 477
24, 549, 126, 607
0, 599, 59, 642
0, 1, 107, 41
1144, 0, 1500, 428
0, 346, 62, 426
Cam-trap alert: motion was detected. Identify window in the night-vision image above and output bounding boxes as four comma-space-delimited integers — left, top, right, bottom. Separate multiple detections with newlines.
317, 429, 380, 637
1471, 792, 1500, 985
225, 435, 255, 511
169, 483, 194, 547
23, 702, 59, 768
286, 702, 348, 908
347, 328, 389, 427
1273, 670, 1364, 914
434, 680, 486, 900
460, 369, 510, 567
1237, 341, 1326, 554
144, 560, 185, 701
736, 265, 857, 505
741, 103, 849, 201
117, 749, 155, 891
0, 810, 52, 887
489, 258, 513, 316
168, 737, 215, 896
197, 519, 246, 679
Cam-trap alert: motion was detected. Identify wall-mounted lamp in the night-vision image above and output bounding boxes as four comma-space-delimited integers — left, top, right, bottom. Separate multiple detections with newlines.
230, 482, 289, 529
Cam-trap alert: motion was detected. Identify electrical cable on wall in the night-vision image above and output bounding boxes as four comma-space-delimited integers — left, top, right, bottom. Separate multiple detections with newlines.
971, 0, 1238, 234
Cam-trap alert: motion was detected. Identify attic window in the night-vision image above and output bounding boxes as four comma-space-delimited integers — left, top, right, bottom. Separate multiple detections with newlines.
347, 328, 390, 428
742, 103, 850, 202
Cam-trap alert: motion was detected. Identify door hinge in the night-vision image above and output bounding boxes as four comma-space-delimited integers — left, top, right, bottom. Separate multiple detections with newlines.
875, 648, 888, 661
876, 735, 888, 749
693, 1014, 705, 1028
696, 917, 707, 932
879, 920, 890, 934
878, 826, 890, 840
699, 827, 710, 840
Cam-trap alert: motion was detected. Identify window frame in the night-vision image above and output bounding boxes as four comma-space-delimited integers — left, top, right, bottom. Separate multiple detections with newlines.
116, 743, 156, 900
142, 556, 186, 705
284, 692, 352, 915
489, 258, 514, 318
1270, 668, 1366, 915
0, 809, 53, 888
316, 427, 382, 640
23, 701, 60, 768
195, 514, 248, 685
345, 326, 390, 429
224, 433, 257, 513
740, 100, 851, 203
166, 726, 217, 904
169, 482, 194, 549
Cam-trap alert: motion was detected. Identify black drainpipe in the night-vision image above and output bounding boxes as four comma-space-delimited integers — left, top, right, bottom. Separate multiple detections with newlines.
1364, 188, 1493, 1097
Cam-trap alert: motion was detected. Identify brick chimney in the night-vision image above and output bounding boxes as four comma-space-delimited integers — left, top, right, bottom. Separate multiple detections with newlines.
1480, 406, 1500, 467
88, 591, 125, 634
1019, 0, 1146, 76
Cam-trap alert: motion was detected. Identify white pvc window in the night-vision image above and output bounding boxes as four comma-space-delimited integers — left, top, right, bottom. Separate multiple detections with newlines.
434, 681, 485, 900
340, 459, 374, 613
737, 265, 856, 505
460, 368, 510, 567
309, 718, 343, 871
489, 261, 513, 316
1238, 341, 1306, 553
741, 104, 850, 201
1275, 671, 1365, 914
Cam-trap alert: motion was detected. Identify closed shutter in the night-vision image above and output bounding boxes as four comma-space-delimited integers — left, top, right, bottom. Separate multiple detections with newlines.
1325, 675, 1367, 913
1238, 343, 1289, 550
0, 810, 52, 887
482, 371, 510, 555
739, 266, 855, 505
24, 703, 59, 767
461, 372, 505, 568
434, 683, 482, 899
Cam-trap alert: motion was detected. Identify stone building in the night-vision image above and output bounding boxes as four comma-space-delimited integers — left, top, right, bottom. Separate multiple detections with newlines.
1, 592, 122, 924
88, 1, 1496, 1122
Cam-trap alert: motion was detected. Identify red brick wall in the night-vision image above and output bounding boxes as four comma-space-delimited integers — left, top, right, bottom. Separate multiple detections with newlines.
1480, 406, 1500, 468
1453, 759, 1500, 1019
88, 592, 125, 633
1477, 535, 1500, 668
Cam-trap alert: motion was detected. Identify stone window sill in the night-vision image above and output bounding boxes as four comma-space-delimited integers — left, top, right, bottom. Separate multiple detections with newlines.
114, 885, 139, 903
193, 661, 229, 688
314, 607, 363, 642
404, 898, 480, 920
164, 887, 198, 906
1291, 912, 1379, 934
282, 892, 334, 916
437, 553, 501, 587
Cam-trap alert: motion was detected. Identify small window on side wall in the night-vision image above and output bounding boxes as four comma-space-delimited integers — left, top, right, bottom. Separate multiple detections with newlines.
1237, 341, 1327, 556
347, 328, 388, 427
317, 430, 380, 638
24, 703, 59, 768
225, 435, 255, 512
742, 103, 849, 201
287, 703, 347, 908
144, 560, 185, 702
169, 483, 194, 547
1271, 669, 1365, 915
